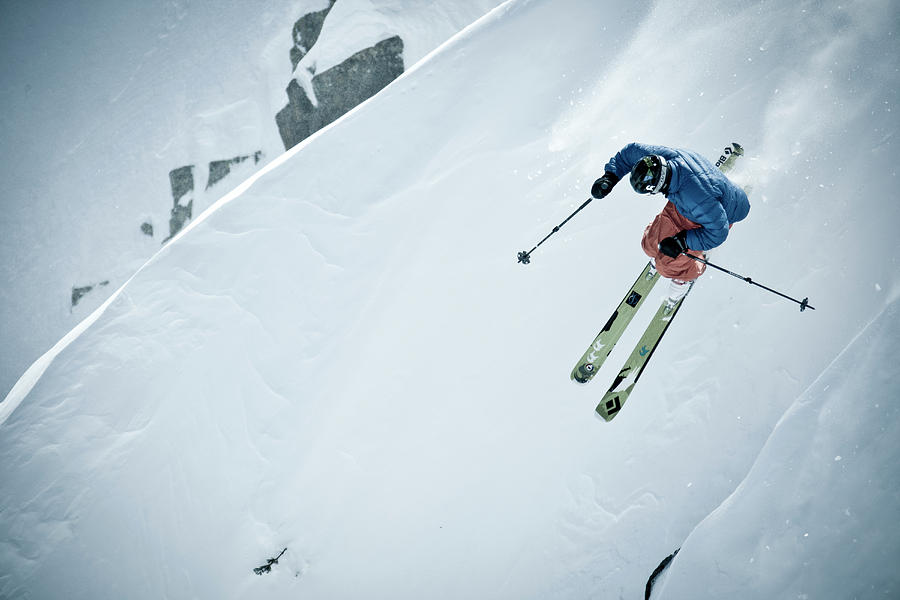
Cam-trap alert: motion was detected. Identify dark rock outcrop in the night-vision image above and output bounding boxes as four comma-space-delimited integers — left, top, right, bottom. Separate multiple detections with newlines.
154, 7, 406, 245
71, 280, 110, 308
166, 165, 194, 242
276, 35, 405, 150
206, 151, 263, 189
290, 1, 336, 70
160, 151, 263, 243
645, 549, 679, 599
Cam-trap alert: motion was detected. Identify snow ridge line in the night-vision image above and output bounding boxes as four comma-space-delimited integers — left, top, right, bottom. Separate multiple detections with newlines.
0, 0, 523, 425
657, 296, 898, 594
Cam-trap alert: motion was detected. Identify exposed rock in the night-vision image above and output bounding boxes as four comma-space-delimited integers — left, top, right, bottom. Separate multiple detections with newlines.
276, 36, 405, 150
206, 151, 263, 189
71, 286, 92, 308
71, 280, 110, 308
141, 222, 154, 237
290, 1, 336, 70
165, 165, 195, 242
278, 80, 318, 148
313, 36, 404, 124
168, 165, 194, 205
645, 549, 679, 599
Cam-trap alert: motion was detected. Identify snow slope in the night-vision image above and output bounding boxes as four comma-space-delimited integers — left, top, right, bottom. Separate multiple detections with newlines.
0, 0, 501, 399
656, 298, 900, 599
2, 0, 899, 598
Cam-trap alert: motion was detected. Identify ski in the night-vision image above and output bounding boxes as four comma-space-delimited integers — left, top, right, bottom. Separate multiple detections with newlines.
593, 141, 744, 421
715, 141, 744, 174
595, 282, 693, 421
571, 261, 661, 383
585, 142, 744, 420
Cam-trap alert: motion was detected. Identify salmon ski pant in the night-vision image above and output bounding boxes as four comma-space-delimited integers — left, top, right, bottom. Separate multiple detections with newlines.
641, 202, 707, 281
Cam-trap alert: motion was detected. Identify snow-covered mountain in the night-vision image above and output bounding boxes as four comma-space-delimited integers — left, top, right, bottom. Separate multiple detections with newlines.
0, 0, 502, 400
2, 0, 899, 598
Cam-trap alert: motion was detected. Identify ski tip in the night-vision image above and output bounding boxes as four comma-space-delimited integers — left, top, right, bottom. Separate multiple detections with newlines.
595, 394, 624, 422
594, 407, 616, 423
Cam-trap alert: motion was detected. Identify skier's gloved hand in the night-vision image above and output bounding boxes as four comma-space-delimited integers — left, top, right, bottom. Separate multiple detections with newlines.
591, 172, 619, 199
659, 230, 688, 258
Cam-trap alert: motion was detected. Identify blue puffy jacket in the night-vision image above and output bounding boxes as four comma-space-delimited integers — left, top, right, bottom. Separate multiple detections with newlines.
604, 142, 750, 251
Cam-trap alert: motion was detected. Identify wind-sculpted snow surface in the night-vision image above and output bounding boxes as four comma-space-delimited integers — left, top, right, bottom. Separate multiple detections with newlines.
655, 300, 900, 599
1, 0, 899, 598
0, 0, 503, 400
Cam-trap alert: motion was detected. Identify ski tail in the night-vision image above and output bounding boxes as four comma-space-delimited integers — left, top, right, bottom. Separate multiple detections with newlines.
571, 262, 660, 383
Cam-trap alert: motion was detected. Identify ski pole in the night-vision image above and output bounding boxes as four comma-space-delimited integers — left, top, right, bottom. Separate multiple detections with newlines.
518, 196, 594, 264
683, 254, 815, 312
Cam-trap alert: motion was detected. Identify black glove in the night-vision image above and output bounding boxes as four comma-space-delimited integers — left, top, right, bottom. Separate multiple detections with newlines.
591, 172, 619, 199
659, 230, 688, 258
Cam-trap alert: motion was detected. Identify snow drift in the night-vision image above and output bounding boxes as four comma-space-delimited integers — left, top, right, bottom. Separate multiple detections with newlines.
0, 0, 502, 400
2, 0, 899, 598
657, 299, 900, 599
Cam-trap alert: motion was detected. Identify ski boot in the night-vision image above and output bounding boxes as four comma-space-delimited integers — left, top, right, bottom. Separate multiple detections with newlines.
665, 278, 692, 311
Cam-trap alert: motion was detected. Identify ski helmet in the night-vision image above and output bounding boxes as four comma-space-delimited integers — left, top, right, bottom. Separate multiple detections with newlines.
630, 155, 668, 194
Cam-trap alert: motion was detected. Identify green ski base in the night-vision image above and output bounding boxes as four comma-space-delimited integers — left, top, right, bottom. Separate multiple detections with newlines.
571, 262, 661, 383
596, 283, 693, 421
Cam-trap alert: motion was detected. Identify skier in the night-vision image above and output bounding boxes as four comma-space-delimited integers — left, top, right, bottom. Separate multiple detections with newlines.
590, 142, 750, 301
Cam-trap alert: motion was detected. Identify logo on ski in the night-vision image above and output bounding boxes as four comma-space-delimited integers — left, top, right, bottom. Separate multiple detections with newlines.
639, 345, 650, 356
586, 336, 607, 365
715, 148, 732, 167
604, 396, 622, 416
574, 364, 594, 383
626, 292, 642, 307
715, 142, 744, 168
